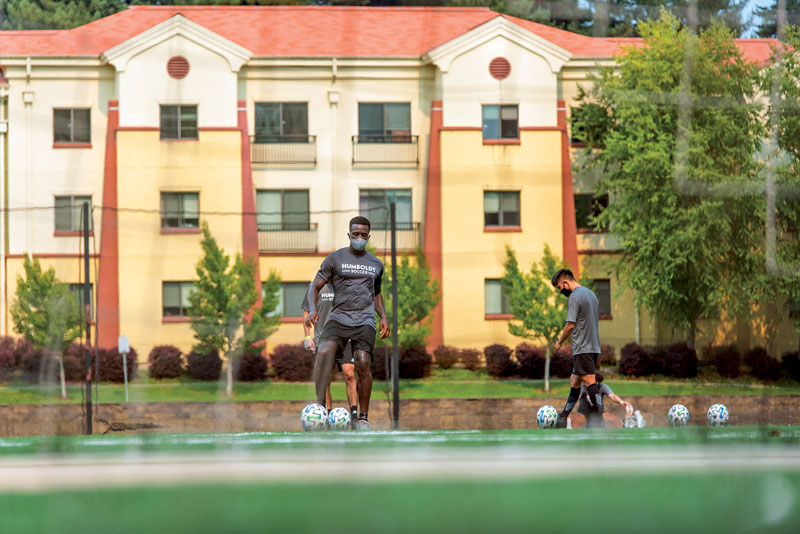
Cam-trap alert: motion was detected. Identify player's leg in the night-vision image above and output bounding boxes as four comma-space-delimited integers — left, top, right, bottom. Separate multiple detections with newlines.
557, 372, 583, 428
579, 354, 602, 416
351, 325, 376, 430
339, 342, 358, 426
312, 339, 341, 406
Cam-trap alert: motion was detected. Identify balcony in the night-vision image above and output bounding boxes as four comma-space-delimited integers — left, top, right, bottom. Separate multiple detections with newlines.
352, 135, 419, 166
368, 222, 421, 251
250, 135, 316, 166
258, 222, 318, 253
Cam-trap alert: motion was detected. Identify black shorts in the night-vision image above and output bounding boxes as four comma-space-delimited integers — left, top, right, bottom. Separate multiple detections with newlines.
314, 340, 354, 369
572, 353, 599, 376
320, 320, 376, 358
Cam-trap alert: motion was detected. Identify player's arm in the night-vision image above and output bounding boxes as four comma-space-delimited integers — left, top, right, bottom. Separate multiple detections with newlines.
304, 277, 327, 329
374, 293, 390, 339
302, 311, 316, 352
607, 392, 630, 409
554, 322, 575, 350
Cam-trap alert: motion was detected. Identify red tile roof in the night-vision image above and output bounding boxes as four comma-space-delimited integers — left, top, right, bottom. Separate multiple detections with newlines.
0, 5, 780, 64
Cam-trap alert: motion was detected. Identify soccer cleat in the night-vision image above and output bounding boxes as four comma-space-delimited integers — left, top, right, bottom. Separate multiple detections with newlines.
356, 416, 370, 431
556, 411, 569, 429
350, 412, 358, 431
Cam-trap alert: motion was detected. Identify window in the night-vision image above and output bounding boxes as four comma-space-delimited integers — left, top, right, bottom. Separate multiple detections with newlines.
358, 103, 411, 142
359, 189, 412, 230
485, 279, 511, 315
594, 279, 612, 318
163, 282, 195, 317
278, 282, 308, 318
574, 193, 609, 231
55, 196, 92, 232
54, 109, 90, 144
161, 192, 199, 229
484, 191, 520, 227
256, 190, 309, 231
254, 103, 308, 142
482, 105, 518, 140
68, 283, 94, 319
160, 105, 197, 140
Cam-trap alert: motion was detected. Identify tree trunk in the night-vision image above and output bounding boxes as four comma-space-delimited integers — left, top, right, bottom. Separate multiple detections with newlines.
544, 344, 552, 393
226, 359, 233, 398
687, 322, 696, 350
58, 355, 67, 400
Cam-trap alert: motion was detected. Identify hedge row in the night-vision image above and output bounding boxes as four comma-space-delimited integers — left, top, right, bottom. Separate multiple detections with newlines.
618, 342, 698, 379
702, 345, 800, 382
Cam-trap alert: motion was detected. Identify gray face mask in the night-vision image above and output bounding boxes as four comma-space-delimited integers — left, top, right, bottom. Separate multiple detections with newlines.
350, 236, 368, 251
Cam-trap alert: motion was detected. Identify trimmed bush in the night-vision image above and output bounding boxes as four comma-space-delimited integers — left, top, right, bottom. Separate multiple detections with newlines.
399, 346, 432, 379
186, 349, 223, 381
782, 351, 800, 382
515, 343, 544, 379
712, 345, 741, 379
61, 353, 84, 382
21, 348, 58, 383
270, 344, 312, 382
14, 338, 34, 367
0, 337, 15, 381
550, 347, 573, 378
149, 345, 184, 379
618, 342, 648, 376
96, 347, 138, 383
744, 347, 781, 382
459, 348, 482, 372
238, 352, 268, 382
371, 346, 389, 381
433, 346, 460, 370
661, 342, 698, 378
599, 344, 616, 365
484, 344, 517, 378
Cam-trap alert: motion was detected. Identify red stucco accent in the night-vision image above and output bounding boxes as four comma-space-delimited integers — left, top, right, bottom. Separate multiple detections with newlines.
97, 100, 120, 348
558, 99, 580, 278
424, 100, 444, 350
238, 100, 262, 307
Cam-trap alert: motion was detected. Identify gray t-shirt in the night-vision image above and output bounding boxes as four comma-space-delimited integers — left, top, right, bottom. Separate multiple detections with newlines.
578, 382, 613, 415
301, 282, 334, 345
314, 247, 384, 330
567, 285, 601, 355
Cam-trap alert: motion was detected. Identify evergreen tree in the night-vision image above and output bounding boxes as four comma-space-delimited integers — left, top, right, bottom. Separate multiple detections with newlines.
754, 0, 800, 38
0, 0, 125, 30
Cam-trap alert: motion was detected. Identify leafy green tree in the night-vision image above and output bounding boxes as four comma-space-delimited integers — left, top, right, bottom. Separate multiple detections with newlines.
501, 245, 568, 391
754, 0, 800, 38
378, 249, 440, 348
574, 11, 769, 348
0, 0, 125, 29
188, 222, 279, 397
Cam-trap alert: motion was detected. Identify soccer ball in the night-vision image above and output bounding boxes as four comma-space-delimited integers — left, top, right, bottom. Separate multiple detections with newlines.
707, 403, 729, 427
537, 405, 559, 429
301, 403, 328, 431
328, 407, 351, 430
667, 404, 690, 427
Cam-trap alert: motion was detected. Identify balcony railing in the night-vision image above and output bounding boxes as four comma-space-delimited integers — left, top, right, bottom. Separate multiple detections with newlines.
250, 135, 316, 166
368, 222, 421, 251
352, 135, 419, 165
258, 222, 318, 253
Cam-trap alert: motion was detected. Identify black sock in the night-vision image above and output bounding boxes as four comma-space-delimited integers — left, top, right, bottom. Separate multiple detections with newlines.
586, 384, 601, 412
561, 387, 581, 416
359, 412, 368, 420
350, 406, 358, 417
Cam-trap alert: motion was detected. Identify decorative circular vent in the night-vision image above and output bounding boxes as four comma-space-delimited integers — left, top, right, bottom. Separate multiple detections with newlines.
489, 57, 511, 80
167, 56, 190, 79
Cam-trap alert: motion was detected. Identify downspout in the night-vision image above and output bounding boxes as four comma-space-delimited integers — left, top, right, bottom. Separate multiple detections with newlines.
328, 58, 339, 251
0, 83, 7, 335
23, 57, 33, 259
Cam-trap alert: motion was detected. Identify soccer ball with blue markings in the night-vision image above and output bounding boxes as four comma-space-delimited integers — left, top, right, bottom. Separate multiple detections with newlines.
301, 403, 328, 432
328, 407, 351, 430
707, 403, 729, 427
667, 404, 690, 427
537, 405, 559, 429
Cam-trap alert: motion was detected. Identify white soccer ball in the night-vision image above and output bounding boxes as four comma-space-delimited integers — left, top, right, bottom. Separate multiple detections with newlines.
707, 403, 729, 427
667, 404, 690, 427
537, 405, 559, 429
301, 403, 328, 431
328, 407, 351, 430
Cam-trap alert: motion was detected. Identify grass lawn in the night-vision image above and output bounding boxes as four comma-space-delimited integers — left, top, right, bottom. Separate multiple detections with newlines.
0, 368, 798, 405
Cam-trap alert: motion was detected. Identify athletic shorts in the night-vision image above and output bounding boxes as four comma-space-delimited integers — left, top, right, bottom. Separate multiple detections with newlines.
572, 353, 599, 376
314, 339, 354, 369
320, 320, 376, 358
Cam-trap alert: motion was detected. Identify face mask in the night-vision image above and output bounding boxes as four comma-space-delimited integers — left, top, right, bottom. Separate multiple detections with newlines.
560, 287, 572, 298
350, 237, 368, 251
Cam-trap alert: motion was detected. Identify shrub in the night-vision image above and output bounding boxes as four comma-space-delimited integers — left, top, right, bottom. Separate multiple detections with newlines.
459, 348, 482, 371
433, 346, 460, 370
21, 348, 58, 383
399, 346, 432, 379
618, 342, 648, 376
599, 344, 616, 365
149, 345, 184, 379
515, 343, 544, 379
0, 337, 15, 381
186, 349, 223, 381
484, 344, 517, 378
270, 344, 312, 382
96, 347, 138, 383
238, 352, 268, 382
744, 347, 769, 369
61, 353, 84, 382
371, 346, 389, 381
782, 351, 800, 382
712, 345, 741, 379
743, 347, 780, 382
550, 347, 573, 378
14, 338, 34, 367
661, 342, 698, 378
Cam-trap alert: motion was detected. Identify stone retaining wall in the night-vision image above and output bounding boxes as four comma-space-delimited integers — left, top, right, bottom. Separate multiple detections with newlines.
0, 395, 798, 437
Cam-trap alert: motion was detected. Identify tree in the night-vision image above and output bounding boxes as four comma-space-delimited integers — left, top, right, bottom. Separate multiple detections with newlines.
754, 0, 800, 38
10, 256, 82, 397
0, 0, 125, 29
501, 245, 568, 391
377, 248, 440, 348
188, 222, 279, 397
574, 11, 769, 348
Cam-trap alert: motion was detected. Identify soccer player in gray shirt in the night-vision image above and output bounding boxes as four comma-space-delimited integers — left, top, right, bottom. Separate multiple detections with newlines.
551, 268, 603, 428
305, 216, 390, 430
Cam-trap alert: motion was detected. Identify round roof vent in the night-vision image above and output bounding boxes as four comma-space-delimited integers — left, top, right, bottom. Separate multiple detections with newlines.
167, 56, 190, 79
489, 57, 511, 80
